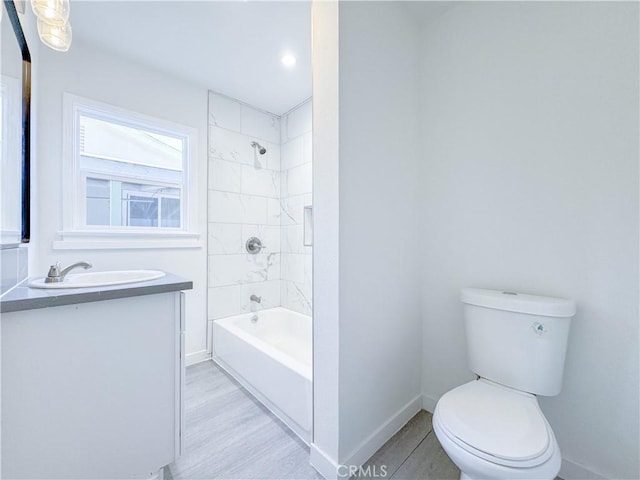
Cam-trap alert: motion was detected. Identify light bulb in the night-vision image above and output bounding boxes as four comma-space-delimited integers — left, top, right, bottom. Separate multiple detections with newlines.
281, 54, 296, 68
37, 17, 72, 52
31, 0, 69, 26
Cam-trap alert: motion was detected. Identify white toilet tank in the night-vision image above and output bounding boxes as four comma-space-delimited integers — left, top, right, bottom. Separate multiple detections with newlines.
461, 288, 576, 397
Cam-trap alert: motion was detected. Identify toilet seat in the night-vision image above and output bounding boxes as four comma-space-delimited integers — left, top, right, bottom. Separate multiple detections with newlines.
435, 379, 555, 469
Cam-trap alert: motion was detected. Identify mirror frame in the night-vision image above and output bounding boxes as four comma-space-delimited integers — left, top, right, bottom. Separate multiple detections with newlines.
3, 0, 31, 244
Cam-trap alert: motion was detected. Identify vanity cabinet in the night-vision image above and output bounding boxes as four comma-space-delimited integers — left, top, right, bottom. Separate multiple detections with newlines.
1, 290, 186, 479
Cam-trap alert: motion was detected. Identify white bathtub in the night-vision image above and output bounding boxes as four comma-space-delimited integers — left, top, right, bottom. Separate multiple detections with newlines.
213, 307, 312, 443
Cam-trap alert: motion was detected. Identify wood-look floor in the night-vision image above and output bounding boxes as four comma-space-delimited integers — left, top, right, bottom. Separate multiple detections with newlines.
166, 361, 321, 480
166, 361, 459, 480
359, 410, 459, 480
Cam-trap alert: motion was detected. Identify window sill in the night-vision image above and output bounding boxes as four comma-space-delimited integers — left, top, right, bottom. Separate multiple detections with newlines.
53, 230, 202, 250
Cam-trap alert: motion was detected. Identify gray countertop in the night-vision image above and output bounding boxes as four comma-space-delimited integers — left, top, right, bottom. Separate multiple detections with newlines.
0, 272, 193, 313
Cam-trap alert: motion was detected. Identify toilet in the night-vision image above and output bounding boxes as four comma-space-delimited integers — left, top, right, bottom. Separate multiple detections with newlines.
433, 288, 576, 480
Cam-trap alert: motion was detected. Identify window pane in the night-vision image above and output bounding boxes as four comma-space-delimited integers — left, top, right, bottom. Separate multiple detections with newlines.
80, 115, 183, 171
86, 178, 110, 226
128, 195, 159, 227
161, 197, 181, 228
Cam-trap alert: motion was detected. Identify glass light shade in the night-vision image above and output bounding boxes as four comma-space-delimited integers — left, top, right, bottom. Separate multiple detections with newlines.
37, 18, 72, 52
31, 0, 69, 26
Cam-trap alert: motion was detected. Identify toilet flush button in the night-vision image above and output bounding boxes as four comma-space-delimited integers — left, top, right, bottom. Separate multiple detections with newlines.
532, 322, 547, 336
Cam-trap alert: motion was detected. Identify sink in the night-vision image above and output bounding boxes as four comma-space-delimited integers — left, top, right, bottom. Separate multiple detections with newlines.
29, 270, 166, 289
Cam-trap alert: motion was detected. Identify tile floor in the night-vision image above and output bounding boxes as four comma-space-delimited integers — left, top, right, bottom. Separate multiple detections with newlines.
167, 361, 459, 479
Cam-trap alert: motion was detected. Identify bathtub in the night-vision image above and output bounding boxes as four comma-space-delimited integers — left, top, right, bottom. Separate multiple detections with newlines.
213, 307, 312, 443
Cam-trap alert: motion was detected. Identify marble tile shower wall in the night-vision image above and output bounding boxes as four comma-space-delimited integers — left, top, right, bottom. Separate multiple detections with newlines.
280, 101, 312, 316
207, 92, 282, 320
207, 92, 312, 320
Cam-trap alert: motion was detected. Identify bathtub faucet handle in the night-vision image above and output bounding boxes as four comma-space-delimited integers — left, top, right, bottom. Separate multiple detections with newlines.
250, 295, 262, 304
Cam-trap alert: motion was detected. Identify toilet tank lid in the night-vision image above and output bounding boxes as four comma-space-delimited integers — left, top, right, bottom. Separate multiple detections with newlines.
461, 288, 576, 317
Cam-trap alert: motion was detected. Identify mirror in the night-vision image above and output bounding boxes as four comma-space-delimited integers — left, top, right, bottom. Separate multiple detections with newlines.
1, 0, 31, 246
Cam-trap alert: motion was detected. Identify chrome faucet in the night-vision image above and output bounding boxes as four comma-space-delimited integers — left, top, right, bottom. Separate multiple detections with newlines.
45, 261, 93, 283
250, 294, 262, 304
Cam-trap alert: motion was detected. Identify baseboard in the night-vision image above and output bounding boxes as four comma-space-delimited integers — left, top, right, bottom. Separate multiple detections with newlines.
149, 468, 164, 480
310, 443, 340, 480
421, 393, 438, 413
309, 397, 421, 480
185, 349, 210, 366
560, 458, 607, 480
341, 395, 423, 470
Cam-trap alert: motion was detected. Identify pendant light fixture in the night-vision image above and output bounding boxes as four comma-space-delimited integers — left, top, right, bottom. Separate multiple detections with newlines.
31, 0, 72, 52
36, 16, 71, 52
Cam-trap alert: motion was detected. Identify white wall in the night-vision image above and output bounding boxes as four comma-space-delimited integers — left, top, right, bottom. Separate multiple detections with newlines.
35, 42, 209, 362
418, 3, 639, 479
337, 0, 423, 466
310, 0, 340, 474
313, 3, 423, 474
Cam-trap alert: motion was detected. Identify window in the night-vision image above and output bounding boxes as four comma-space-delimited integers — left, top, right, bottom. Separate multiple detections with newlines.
59, 94, 199, 249
79, 113, 185, 229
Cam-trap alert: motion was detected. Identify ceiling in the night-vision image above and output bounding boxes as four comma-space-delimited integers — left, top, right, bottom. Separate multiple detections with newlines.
70, 1, 458, 116
71, 1, 312, 116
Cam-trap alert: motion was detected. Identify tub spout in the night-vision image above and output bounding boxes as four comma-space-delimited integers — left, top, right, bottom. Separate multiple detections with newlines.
250, 295, 262, 304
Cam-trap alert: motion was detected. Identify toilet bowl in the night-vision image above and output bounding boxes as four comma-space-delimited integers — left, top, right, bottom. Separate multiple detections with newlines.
433, 379, 561, 480
433, 288, 575, 480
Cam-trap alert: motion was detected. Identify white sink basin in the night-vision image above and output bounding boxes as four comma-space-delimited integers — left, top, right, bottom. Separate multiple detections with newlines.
29, 270, 166, 289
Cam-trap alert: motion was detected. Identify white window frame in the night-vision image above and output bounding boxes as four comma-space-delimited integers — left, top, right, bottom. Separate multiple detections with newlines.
56, 93, 200, 249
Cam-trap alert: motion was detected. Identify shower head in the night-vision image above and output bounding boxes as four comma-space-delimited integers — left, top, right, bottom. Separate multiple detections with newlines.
251, 141, 267, 155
